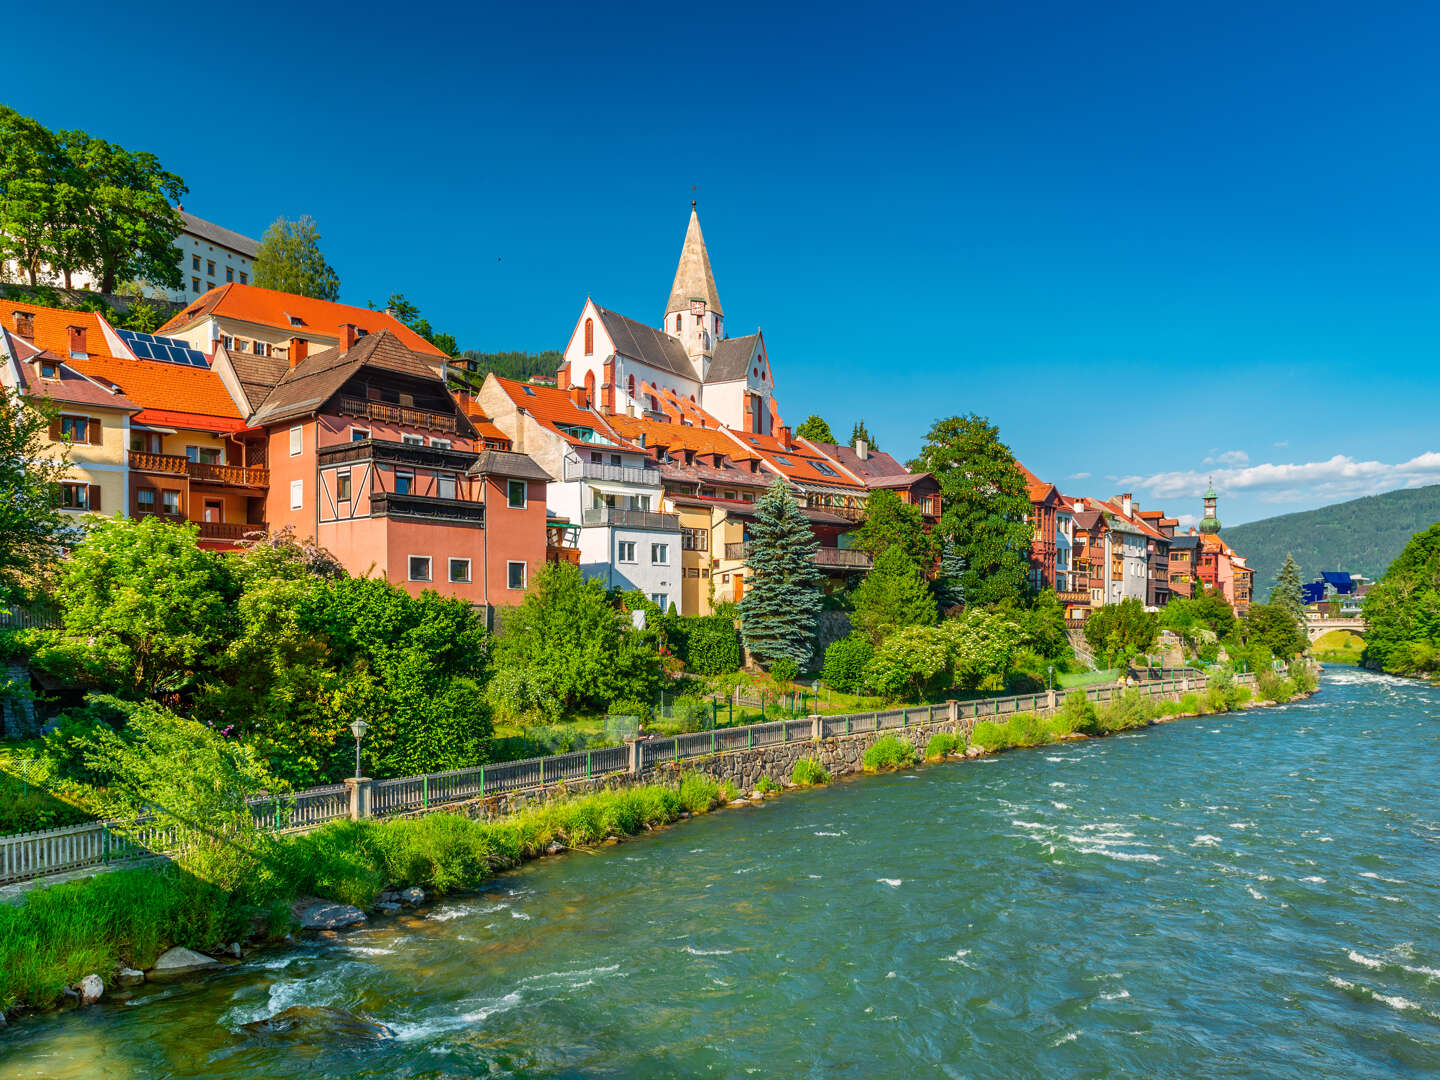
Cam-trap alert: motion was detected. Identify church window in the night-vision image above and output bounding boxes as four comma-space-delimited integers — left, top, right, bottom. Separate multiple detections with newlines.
584, 318, 594, 355
674, 314, 682, 332
627, 374, 636, 398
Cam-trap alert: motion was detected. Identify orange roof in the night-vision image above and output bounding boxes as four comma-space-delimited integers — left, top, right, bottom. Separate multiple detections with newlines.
491, 376, 641, 451
608, 415, 761, 461
3, 301, 128, 361
158, 283, 447, 357
1094, 497, 1168, 541
71, 353, 242, 422
725, 429, 864, 489
1016, 461, 1058, 504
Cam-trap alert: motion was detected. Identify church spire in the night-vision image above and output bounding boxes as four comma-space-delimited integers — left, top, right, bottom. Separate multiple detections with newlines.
665, 204, 724, 319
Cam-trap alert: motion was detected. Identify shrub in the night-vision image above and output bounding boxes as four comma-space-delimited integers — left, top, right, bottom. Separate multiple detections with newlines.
1048, 691, 1097, 736
822, 633, 874, 693
792, 757, 831, 786
1004, 711, 1051, 747
970, 719, 1008, 752
768, 657, 799, 685
682, 615, 743, 675
756, 776, 780, 795
1256, 670, 1296, 703
1178, 692, 1201, 714
1095, 689, 1155, 733
671, 696, 713, 733
862, 734, 917, 772
1289, 660, 1319, 694
925, 732, 959, 761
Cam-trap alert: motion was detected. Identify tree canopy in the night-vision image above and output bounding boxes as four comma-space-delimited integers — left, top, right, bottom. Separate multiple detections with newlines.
0, 387, 68, 603
795, 415, 836, 444
908, 414, 1033, 606
371, 292, 457, 356
850, 419, 880, 452
739, 479, 824, 668
850, 488, 936, 567
1361, 522, 1440, 678
253, 215, 340, 300
1083, 598, 1158, 667
850, 546, 938, 643
1270, 553, 1306, 623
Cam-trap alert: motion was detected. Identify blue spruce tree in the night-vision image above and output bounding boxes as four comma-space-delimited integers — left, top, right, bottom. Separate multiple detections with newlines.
739, 479, 823, 668
934, 539, 967, 609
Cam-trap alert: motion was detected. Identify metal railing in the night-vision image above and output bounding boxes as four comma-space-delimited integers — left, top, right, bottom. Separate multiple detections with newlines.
0, 668, 1269, 886
580, 507, 679, 531
563, 459, 663, 486
723, 542, 873, 569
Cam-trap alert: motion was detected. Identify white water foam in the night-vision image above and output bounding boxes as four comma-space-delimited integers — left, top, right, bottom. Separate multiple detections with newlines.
1360, 871, 1408, 886
1301, 876, 1326, 883
877, 878, 903, 888
1052, 1031, 1079, 1045
390, 990, 523, 1040
684, 945, 734, 956
1100, 989, 1130, 1000
1192, 835, 1223, 847
814, 831, 846, 837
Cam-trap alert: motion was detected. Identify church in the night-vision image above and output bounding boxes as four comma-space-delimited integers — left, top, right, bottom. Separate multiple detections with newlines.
555, 206, 782, 435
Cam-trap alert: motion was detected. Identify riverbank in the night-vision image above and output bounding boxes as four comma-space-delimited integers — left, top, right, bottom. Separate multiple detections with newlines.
0, 668, 1318, 1026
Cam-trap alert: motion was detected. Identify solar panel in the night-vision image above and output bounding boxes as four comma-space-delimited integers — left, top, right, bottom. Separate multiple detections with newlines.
131, 340, 153, 359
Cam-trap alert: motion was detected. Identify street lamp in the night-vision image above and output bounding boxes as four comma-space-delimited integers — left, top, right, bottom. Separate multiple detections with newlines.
1047, 665, 1054, 692
350, 720, 368, 780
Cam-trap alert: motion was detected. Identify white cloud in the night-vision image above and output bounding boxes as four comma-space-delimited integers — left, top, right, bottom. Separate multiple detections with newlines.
1201, 449, 1249, 467
1173, 513, 1200, 529
1128, 451, 1440, 505
1067, 471, 1091, 480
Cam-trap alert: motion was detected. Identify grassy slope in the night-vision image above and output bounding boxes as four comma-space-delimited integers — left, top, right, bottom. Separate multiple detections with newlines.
1221, 484, 1440, 588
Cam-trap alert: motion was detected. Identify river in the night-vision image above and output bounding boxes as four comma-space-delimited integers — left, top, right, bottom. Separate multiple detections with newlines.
3, 667, 1438, 1078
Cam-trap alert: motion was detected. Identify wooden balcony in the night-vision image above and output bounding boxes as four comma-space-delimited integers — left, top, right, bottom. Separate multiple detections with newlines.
198, 521, 266, 542
805, 499, 866, 521
337, 396, 459, 434
129, 452, 268, 487
371, 492, 484, 524
724, 542, 872, 570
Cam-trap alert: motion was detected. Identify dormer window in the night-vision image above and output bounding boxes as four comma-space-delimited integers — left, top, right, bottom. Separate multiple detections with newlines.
286, 313, 305, 327
38, 361, 58, 380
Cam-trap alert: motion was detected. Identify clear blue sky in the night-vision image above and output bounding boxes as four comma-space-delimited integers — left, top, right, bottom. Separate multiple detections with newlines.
8, 1, 1440, 527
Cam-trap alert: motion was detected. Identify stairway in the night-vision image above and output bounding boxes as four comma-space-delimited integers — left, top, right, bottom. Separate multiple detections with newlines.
1067, 628, 1097, 670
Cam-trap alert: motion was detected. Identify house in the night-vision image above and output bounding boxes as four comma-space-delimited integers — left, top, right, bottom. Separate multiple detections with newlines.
245, 331, 547, 608
1069, 503, 1108, 616
556, 205, 782, 435
809, 438, 942, 525
0, 305, 140, 519
1018, 464, 1061, 591
1167, 534, 1199, 599
161, 283, 447, 369
478, 374, 682, 609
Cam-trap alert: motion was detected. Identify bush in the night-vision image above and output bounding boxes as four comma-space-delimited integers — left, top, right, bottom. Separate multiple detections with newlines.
862, 734, 917, 772
1256, 670, 1296, 703
1095, 689, 1155, 733
756, 776, 780, 796
822, 633, 875, 694
970, 719, 1008, 752
1290, 661, 1319, 694
682, 615, 742, 675
1048, 691, 1097, 736
768, 657, 799, 685
925, 732, 959, 761
1178, 692, 1201, 714
792, 757, 831, 786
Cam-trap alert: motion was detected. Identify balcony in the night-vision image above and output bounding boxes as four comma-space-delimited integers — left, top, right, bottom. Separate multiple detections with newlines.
724, 542, 873, 570
198, 521, 266, 542
563, 459, 662, 486
319, 438, 477, 471
805, 499, 866, 522
580, 507, 679, 531
370, 492, 485, 524
1057, 590, 1089, 605
337, 396, 459, 434
129, 451, 269, 488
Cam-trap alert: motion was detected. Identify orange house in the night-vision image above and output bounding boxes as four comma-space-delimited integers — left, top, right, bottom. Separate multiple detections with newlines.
245, 329, 548, 609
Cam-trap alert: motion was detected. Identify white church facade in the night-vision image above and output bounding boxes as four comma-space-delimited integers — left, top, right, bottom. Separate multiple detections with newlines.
556, 205, 782, 435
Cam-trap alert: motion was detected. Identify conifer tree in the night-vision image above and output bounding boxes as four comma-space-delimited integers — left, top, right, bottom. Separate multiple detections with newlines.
738, 479, 823, 668
851, 547, 938, 644
1270, 553, 1306, 623
849, 419, 880, 452
934, 539, 967, 609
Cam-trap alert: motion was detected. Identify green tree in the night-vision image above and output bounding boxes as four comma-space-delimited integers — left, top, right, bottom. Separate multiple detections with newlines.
1360, 523, 1440, 677
850, 546, 938, 644
865, 625, 950, 700
1083, 598, 1159, 667
1270, 553, 1306, 623
941, 610, 1024, 691
0, 107, 63, 285
739, 479, 824, 668
933, 539, 967, 609
370, 292, 456, 354
56, 517, 237, 697
821, 632, 874, 693
850, 419, 880, 452
253, 215, 340, 300
0, 388, 68, 602
1235, 602, 1309, 662
909, 414, 1033, 606
795, 414, 836, 444
851, 488, 937, 566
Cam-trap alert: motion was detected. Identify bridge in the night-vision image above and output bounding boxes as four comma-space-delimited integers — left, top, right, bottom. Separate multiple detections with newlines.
1304, 616, 1366, 642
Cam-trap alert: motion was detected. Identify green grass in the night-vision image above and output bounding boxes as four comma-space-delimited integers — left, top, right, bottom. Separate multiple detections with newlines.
1312, 629, 1365, 666
791, 757, 830, 786
1056, 668, 1120, 689
862, 734, 918, 772
924, 732, 959, 761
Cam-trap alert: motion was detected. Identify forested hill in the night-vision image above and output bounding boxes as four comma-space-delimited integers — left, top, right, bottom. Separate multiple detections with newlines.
453, 350, 563, 384
1222, 484, 1440, 589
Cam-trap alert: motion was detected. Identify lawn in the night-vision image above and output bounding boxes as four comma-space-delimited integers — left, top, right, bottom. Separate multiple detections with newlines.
1311, 629, 1365, 665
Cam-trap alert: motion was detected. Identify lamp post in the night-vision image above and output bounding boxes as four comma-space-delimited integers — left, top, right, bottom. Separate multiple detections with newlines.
1047, 665, 1054, 692
350, 719, 368, 780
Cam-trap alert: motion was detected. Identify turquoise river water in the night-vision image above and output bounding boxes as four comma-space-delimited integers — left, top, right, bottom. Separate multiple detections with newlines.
3, 666, 1439, 1078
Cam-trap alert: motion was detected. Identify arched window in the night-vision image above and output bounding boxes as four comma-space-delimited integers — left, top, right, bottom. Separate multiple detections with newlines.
583, 318, 594, 356
627, 374, 636, 399
649, 394, 659, 413
583, 370, 596, 406
674, 313, 682, 332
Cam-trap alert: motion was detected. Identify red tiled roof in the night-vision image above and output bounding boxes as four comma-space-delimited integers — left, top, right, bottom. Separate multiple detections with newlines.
722, 429, 865, 490
133, 408, 250, 434
491, 376, 641, 451
71, 353, 242, 421
158, 283, 447, 357
3, 301, 128, 361
4, 335, 141, 412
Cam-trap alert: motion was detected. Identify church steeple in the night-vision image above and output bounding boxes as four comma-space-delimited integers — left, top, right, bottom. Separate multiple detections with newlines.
1199, 479, 1222, 534
664, 205, 724, 377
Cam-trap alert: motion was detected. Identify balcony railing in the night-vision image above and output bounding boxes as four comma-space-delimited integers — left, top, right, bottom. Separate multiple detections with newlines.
319, 438, 477, 471
580, 507, 679, 531
563, 459, 662, 485
371, 492, 485, 524
198, 521, 266, 541
129, 452, 268, 487
724, 542, 873, 570
805, 499, 866, 521
337, 396, 459, 434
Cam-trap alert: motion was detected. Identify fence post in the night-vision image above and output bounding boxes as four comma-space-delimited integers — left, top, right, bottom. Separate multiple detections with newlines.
947, 699, 959, 732
345, 777, 374, 821
1046, 688, 1057, 712
811, 714, 822, 741
628, 739, 642, 775
423, 775, 429, 810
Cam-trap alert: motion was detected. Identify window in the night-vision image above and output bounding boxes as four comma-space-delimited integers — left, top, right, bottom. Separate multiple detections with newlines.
507, 561, 527, 590
650, 593, 668, 609
449, 558, 471, 583
289, 479, 303, 509
674, 314, 681, 332
584, 318, 594, 355
192, 255, 200, 271
235, 339, 250, 352
651, 543, 669, 565
289, 426, 303, 456
59, 416, 89, 443
409, 556, 432, 582
226, 267, 234, 283
682, 528, 709, 551
609, 454, 621, 466
402, 434, 423, 446
162, 490, 180, 515
507, 479, 527, 508
617, 541, 637, 563
221, 334, 234, 350
590, 452, 602, 464
336, 471, 352, 501
254, 342, 269, 357
436, 474, 456, 500
429, 438, 450, 449
207, 260, 215, 276
774, 455, 794, 466
137, 488, 155, 513
186, 446, 221, 465
203, 500, 223, 523
810, 460, 839, 477
240, 272, 248, 285
192, 277, 200, 293
59, 483, 90, 510
287, 314, 305, 327
39, 361, 58, 379
395, 472, 414, 495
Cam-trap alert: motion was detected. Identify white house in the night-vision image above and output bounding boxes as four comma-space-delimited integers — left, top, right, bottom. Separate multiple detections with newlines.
556, 205, 781, 436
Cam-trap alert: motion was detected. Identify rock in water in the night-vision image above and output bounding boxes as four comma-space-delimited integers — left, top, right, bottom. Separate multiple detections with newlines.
77, 974, 103, 1005
373, 901, 401, 914
299, 902, 368, 930
399, 887, 425, 906
242, 1006, 395, 1043
149, 947, 222, 978
117, 967, 145, 987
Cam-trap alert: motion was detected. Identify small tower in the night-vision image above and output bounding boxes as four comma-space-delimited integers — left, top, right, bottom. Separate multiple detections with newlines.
1199, 480, 1222, 534
663, 202, 724, 377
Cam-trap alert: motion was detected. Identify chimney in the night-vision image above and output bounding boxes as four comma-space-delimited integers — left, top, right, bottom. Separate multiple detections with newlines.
569, 385, 587, 410
855, 438, 869, 461
778, 425, 792, 448
337, 323, 358, 354
288, 336, 308, 368
66, 325, 86, 357
1121, 493, 1133, 518
11, 311, 34, 339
